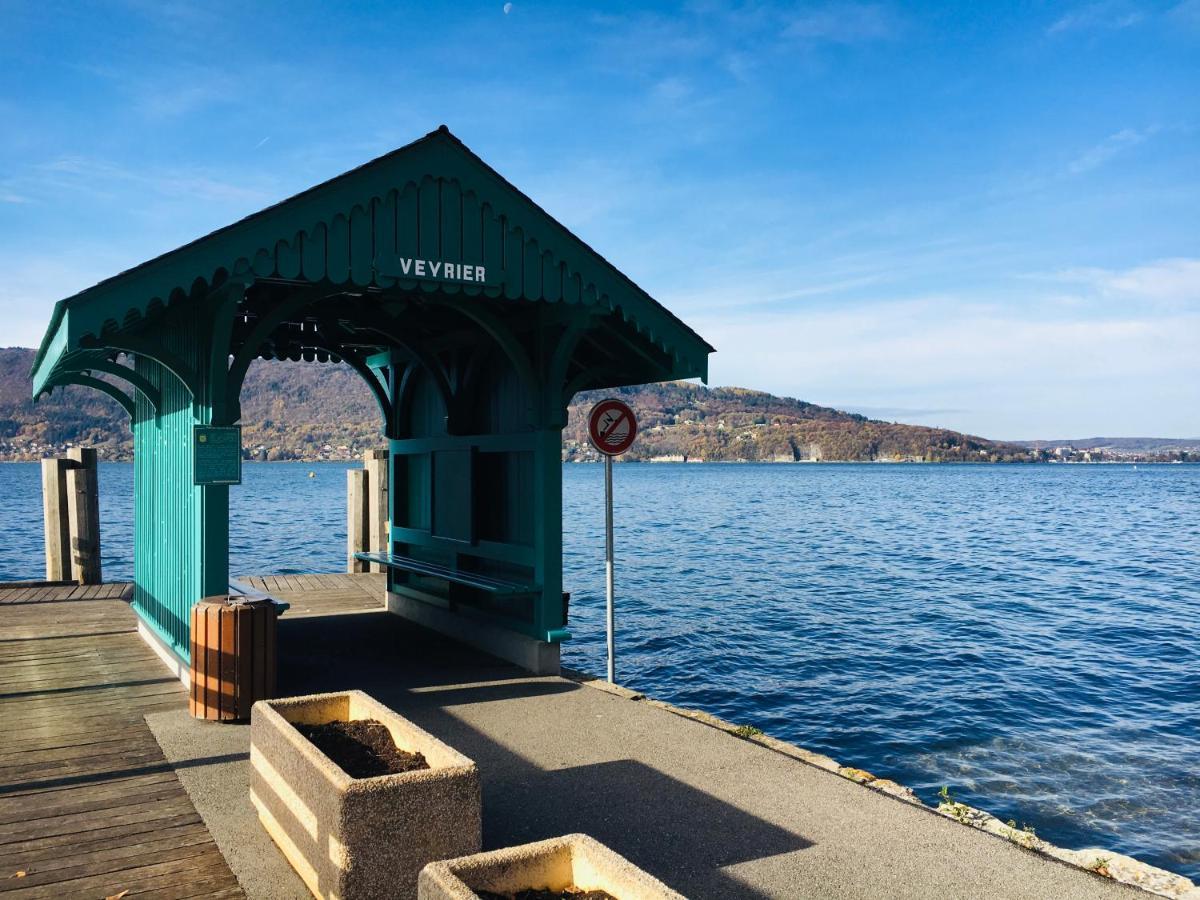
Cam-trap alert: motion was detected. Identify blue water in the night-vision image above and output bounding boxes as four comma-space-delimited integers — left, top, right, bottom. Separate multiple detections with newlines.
1, 461, 1197, 878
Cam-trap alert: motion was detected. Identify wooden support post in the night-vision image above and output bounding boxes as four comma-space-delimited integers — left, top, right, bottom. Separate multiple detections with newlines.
363, 449, 389, 574
65, 448, 102, 584
347, 468, 368, 573
41, 458, 72, 581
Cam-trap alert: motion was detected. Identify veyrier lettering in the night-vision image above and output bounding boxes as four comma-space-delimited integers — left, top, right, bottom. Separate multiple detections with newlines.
396, 257, 487, 283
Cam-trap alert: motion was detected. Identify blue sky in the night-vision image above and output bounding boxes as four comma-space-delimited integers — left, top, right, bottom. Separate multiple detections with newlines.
1, 1, 1197, 439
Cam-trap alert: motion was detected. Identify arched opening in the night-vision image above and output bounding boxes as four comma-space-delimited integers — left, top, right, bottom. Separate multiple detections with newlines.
29, 126, 712, 676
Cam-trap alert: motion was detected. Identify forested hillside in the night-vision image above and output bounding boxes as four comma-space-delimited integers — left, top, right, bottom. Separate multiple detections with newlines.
1, 346, 1032, 462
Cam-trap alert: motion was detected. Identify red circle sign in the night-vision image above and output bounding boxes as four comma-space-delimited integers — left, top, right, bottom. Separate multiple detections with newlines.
588, 399, 638, 456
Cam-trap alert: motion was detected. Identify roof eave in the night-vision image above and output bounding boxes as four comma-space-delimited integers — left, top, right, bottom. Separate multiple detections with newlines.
31, 306, 71, 398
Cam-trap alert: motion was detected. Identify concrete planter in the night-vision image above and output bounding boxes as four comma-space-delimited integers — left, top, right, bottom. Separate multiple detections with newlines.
251, 690, 481, 900
418, 834, 687, 900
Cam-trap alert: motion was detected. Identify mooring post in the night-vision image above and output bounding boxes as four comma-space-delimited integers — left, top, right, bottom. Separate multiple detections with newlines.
347, 468, 368, 573
41, 457, 72, 581
65, 447, 102, 584
363, 449, 389, 574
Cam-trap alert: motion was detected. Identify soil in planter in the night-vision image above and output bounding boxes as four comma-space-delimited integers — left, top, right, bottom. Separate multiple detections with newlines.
295, 719, 429, 779
476, 890, 617, 900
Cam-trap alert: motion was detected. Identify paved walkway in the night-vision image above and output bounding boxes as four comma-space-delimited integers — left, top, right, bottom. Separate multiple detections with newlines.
1, 578, 1139, 899
204, 577, 1135, 900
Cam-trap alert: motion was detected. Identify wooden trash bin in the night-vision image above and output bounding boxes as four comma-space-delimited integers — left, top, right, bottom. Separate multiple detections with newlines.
189, 596, 278, 721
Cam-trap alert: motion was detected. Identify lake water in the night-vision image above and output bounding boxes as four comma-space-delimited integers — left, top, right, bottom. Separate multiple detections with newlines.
1, 461, 1197, 878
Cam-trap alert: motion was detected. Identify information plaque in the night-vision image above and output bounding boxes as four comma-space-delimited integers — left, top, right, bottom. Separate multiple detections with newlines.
193, 426, 242, 486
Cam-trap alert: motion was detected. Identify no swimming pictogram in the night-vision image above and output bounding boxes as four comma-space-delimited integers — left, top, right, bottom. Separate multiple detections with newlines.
587, 399, 638, 456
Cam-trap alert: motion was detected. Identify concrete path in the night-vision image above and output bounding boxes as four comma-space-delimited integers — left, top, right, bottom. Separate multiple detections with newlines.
158, 604, 1136, 900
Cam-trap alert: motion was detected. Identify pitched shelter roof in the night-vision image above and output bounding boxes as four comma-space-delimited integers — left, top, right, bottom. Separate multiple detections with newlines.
32, 126, 712, 398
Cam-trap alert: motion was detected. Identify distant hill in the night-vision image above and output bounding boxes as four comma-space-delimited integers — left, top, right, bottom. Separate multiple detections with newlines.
566, 382, 1027, 462
1014, 437, 1200, 453
0, 345, 1049, 463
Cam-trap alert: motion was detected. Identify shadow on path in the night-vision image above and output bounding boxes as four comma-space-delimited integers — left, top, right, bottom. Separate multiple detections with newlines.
279, 611, 810, 900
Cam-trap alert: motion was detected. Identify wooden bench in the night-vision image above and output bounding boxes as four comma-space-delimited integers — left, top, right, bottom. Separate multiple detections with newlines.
354, 552, 539, 597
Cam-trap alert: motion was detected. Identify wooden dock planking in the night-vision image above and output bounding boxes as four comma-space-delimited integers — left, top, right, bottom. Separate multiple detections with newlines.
0, 573, 382, 897
0, 582, 243, 899
232, 572, 385, 617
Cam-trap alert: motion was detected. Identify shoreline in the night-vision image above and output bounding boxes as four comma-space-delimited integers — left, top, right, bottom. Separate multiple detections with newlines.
563, 667, 1200, 899
1, 457, 1196, 466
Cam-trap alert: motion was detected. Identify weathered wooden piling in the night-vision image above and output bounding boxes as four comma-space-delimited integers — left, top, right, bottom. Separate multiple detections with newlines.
41, 448, 102, 584
347, 468, 368, 573
66, 448, 102, 584
363, 448, 389, 574
41, 457, 71, 580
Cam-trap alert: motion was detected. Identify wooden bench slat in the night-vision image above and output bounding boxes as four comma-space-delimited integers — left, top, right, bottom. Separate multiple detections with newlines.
354, 552, 537, 596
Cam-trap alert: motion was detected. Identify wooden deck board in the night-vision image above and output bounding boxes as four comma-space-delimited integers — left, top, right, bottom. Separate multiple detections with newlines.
231, 571, 385, 617
0, 572, 382, 897
0, 582, 243, 899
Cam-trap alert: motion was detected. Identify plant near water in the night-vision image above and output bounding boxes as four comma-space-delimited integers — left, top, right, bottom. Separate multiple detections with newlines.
937, 786, 971, 824
1001, 818, 1038, 848
732, 724, 764, 739
1091, 857, 1112, 877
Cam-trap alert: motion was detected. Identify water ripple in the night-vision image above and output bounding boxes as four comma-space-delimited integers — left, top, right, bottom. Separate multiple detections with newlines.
0, 461, 1196, 878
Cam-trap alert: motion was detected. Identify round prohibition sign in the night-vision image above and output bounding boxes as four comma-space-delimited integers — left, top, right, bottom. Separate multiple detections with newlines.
588, 399, 638, 456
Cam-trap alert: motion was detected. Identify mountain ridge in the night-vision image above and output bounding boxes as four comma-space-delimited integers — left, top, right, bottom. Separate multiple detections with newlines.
1, 346, 1187, 463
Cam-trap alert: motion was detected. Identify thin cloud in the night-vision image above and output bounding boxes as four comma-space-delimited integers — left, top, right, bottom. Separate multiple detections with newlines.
1067, 127, 1152, 174
1044, 257, 1200, 304
693, 295, 1200, 438
32, 155, 271, 205
1048, 2, 1144, 34
782, 3, 900, 43
1171, 0, 1200, 28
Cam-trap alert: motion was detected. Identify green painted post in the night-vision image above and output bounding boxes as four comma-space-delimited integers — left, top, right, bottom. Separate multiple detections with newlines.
532, 426, 566, 642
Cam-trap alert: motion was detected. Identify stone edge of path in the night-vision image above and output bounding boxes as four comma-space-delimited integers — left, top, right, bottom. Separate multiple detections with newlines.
560, 667, 1199, 900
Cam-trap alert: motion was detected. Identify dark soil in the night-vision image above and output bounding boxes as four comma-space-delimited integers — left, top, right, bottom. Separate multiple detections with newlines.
295, 719, 429, 779
476, 890, 617, 900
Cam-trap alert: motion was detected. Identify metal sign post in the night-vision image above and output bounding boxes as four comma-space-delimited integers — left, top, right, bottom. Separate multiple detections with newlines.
587, 399, 638, 684
604, 453, 615, 683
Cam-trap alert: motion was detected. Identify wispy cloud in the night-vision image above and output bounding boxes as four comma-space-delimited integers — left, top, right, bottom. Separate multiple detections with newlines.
782, 3, 901, 43
694, 291, 1200, 438
1048, 2, 1145, 34
28, 155, 272, 206
1043, 257, 1200, 305
1171, 0, 1200, 28
1067, 126, 1153, 174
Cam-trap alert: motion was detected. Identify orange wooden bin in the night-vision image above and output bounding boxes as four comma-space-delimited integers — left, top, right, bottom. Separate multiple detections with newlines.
189, 596, 278, 721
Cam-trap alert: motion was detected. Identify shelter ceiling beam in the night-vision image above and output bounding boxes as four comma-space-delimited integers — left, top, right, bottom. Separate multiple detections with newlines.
563, 365, 616, 403
48, 373, 136, 419
205, 279, 248, 426
425, 295, 538, 401
81, 334, 200, 397
225, 283, 339, 406
544, 308, 605, 426
80, 357, 162, 412
307, 338, 393, 436
581, 325, 675, 384
351, 318, 454, 415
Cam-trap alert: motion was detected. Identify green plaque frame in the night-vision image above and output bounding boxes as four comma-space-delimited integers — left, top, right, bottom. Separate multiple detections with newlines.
193, 425, 242, 486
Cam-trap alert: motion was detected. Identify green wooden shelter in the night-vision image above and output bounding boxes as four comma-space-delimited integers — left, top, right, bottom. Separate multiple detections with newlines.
31, 126, 712, 674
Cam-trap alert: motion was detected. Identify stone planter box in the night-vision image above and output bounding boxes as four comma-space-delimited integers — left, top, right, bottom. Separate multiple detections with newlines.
251, 690, 481, 900
418, 834, 686, 900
